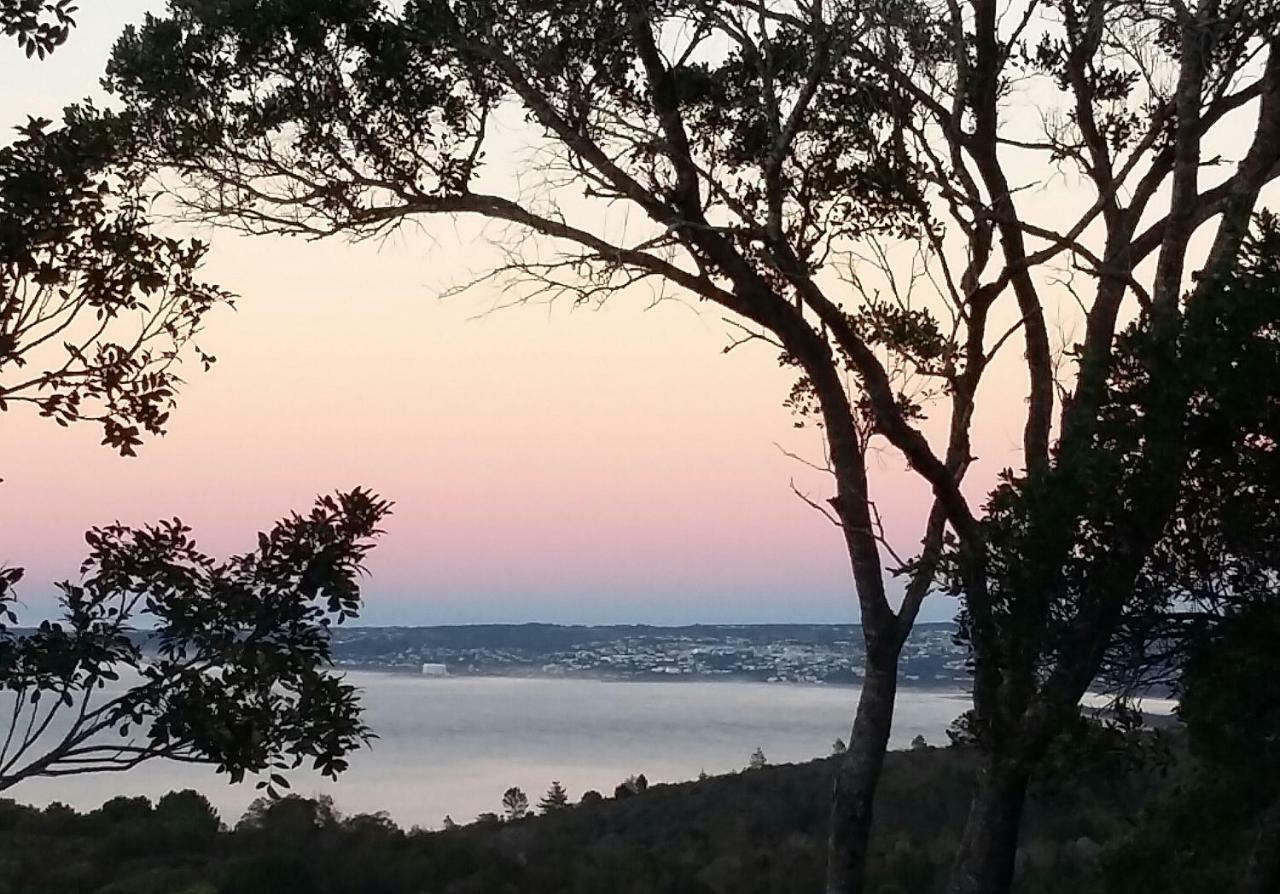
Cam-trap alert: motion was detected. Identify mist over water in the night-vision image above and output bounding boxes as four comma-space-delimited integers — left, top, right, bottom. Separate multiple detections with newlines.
5, 673, 970, 827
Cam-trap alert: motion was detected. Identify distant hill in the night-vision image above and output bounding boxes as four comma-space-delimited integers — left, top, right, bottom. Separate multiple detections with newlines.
326, 622, 970, 686
5, 621, 971, 685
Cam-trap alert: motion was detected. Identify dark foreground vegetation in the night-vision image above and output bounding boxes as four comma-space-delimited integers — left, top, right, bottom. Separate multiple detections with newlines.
0, 729, 1256, 894
3, 2, 1280, 893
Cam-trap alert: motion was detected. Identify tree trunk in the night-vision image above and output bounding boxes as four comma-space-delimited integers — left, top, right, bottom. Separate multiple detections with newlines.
1242, 796, 1280, 894
946, 758, 1031, 894
825, 658, 899, 894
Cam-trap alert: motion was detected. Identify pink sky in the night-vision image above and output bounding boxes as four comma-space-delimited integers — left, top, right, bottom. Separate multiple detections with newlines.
0, 3, 1034, 624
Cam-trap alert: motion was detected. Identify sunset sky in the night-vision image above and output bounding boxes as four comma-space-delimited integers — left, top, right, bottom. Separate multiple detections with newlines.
0, 2, 1041, 625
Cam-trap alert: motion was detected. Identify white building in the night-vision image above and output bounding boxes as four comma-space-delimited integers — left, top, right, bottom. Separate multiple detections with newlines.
421, 663, 448, 676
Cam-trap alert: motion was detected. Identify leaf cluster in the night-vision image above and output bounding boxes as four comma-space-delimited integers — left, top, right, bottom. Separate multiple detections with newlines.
1, 106, 232, 456
0, 489, 391, 793
1, 0, 76, 58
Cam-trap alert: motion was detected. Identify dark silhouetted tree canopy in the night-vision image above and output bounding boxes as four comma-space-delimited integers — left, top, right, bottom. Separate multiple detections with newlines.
0, 106, 231, 459
1, 0, 392, 827
538, 780, 568, 813
501, 786, 528, 821
98, 2, 1280, 892
0, 743, 1178, 894
1, 0, 76, 57
0, 489, 389, 794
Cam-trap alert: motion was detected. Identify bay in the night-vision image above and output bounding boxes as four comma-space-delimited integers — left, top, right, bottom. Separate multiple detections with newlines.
5, 673, 970, 828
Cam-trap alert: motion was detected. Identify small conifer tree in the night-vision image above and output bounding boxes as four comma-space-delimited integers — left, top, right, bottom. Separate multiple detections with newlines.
538, 781, 569, 813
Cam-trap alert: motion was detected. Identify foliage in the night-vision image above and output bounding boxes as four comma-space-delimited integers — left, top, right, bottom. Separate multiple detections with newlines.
538, 780, 568, 813
1, 0, 75, 57
500, 786, 528, 821
0, 489, 390, 793
0, 742, 1169, 894
98, 1, 1280, 890
1, 106, 231, 459
950, 213, 1280, 732
98, 14, 952, 839
1105, 215, 1280, 690
1105, 601, 1280, 894
932, 208, 1280, 888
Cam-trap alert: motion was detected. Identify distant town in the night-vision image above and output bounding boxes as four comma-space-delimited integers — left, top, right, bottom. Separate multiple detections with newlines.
329, 623, 971, 687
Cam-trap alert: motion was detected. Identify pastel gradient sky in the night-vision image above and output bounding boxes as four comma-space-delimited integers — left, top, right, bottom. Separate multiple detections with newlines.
0, 3, 1038, 624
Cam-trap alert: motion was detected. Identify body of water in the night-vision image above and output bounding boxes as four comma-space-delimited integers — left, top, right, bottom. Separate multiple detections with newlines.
6, 674, 969, 827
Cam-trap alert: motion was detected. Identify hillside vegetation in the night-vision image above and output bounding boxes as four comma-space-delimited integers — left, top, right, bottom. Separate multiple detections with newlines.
0, 739, 1184, 894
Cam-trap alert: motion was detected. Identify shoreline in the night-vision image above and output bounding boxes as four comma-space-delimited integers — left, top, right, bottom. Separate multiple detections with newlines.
334, 664, 974, 695
333, 668, 1176, 715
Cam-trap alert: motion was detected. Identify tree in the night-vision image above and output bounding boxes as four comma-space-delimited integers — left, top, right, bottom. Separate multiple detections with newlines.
441, 814, 458, 830
910, 735, 927, 751
155, 789, 223, 845
947, 215, 1280, 893
1100, 246, 1280, 894
501, 786, 529, 821
0, 489, 389, 793
748, 747, 768, 770
102, 6, 949, 888
539, 780, 569, 813
832, 739, 847, 755
1, 0, 76, 57
579, 790, 603, 806
1179, 613, 1280, 894
2, 39, 229, 460
237, 793, 338, 834
1, 1, 390, 810
612, 773, 648, 799
1108, 608, 1280, 894
101, 2, 1280, 892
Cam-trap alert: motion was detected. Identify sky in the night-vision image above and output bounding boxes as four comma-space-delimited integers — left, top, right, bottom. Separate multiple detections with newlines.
0, 2, 1043, 625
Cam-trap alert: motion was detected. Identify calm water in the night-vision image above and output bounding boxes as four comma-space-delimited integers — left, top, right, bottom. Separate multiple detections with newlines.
7, 673, 970, 827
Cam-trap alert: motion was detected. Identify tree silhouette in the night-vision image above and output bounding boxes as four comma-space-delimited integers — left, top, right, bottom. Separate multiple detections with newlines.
1, 0, 76, 57
0, 490, 388, 793
1112, 603, 1280, 894
1, 107, 230, 461
748, 748, 768, 771
501, 786, 529, 821
237, 793, 339, 836
538, 781, 569, 813
103, 2, 1280, 891
100, 9, 937, 883
1, 0, 391, 812
154, 789, 222, 846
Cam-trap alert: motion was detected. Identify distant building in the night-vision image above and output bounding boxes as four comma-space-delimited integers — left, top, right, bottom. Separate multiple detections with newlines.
421, 663, 448, 676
